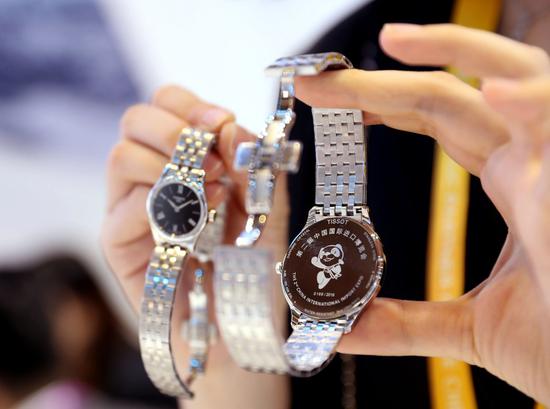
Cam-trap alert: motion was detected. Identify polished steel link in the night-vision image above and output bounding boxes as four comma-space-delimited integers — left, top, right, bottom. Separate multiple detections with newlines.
181, 269, 216, 378
234, 114, 301, 216
213, 246, 344, 376
313, 108, 366, 216
172, 127, 216, 173
233, 113, 301, 247
140, 245, 193, 398
265, 52, 353, 77
194, 201, 225, 263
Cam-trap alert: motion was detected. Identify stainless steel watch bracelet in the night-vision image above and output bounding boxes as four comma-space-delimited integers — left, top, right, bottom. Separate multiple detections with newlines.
140, 245, 193, 397
214, 53, 363, 376
181, 269, 217, 377
170, 127, 215, 172
213, 246, 345, 376
313, 108, 366, 215
140, 127, 218, 398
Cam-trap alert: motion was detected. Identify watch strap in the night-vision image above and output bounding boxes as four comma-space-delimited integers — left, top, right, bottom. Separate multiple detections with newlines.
194, 201, 226, 262
265, 52, 353, 77
213, 246, 344, 376
313, 108, 367, 215
139, 245, 194, 398
181, 269, 216, 377
171, 127, 216, 174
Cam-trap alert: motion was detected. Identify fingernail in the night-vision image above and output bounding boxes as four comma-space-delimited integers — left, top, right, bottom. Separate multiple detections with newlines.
200, 108, 232, 130
383, 23, 422, 34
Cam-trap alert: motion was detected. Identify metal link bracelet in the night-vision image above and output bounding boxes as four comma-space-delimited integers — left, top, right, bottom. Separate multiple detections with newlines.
313, 108, 366, 215
214, 53, 360, 377
214, 246, 345, 376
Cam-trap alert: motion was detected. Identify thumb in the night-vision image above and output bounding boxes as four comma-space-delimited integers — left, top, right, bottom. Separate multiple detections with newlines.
339, 297, 478, 365
216, 122, 256, 177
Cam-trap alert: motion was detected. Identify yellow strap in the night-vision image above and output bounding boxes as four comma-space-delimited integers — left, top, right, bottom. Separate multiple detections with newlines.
426, 1, 500, 409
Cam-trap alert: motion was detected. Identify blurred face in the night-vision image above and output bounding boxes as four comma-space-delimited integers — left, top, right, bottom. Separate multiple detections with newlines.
51, 293, 103, 376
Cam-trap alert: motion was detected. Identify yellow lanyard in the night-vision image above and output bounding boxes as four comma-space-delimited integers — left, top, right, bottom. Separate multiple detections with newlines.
425, 2, 544, 409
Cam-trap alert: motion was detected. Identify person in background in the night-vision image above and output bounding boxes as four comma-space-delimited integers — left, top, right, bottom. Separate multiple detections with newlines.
0, 255, 171, 409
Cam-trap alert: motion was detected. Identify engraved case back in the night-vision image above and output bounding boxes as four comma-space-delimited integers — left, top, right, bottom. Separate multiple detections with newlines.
281, 217, 380, 320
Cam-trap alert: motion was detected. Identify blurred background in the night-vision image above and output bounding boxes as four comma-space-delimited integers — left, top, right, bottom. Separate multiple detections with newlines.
0, 0, 368, 407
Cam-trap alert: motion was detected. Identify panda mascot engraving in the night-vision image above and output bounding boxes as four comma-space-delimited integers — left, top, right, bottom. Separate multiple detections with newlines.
310, 244, 345, 290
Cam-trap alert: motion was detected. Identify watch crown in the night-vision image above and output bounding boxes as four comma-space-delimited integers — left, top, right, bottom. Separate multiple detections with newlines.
208, 209, 217, 223
275, 262, 283, 275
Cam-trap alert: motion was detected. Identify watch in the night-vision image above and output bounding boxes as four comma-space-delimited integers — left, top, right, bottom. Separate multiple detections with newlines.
231, 54, 310, 246
232, 53, 354, 246
140, 127, 221, 398
213, 53, 384, 375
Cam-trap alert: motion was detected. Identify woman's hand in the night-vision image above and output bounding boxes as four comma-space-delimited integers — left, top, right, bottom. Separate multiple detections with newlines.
100, 86, 289, 409
296, 24, 550, 404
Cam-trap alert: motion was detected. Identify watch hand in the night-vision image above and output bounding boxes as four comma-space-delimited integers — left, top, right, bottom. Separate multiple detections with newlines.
167, 198, 178, 210
175, 200, 196, 212
160, 193, 178, 210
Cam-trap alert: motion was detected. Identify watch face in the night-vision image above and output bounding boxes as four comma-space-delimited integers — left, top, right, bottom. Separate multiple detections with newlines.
281, 217, 381, 320
150, 183, 203, 237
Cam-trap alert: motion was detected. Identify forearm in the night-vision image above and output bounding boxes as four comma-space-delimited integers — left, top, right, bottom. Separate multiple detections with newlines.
181, 349, 289, 409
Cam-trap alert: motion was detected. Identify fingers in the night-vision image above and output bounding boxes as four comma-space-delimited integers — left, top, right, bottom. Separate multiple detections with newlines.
295, 69, 508, 174
217, 122, 256, 179
523, 143, 550, 302
120, 103, 187, 157
106, 141, 166, 210
339, 297, 479, 365
531, 144, 550, 271
380, 23, 550, 79
480, 75, 550, 237
205, 182, 229, 210
482, 76, 550, 142
106, 139, 225, 210
104, 184, 151, 248
152, 84, 235, 131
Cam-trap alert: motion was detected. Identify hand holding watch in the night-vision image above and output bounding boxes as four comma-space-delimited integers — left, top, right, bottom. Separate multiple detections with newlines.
140, 127, 221, 398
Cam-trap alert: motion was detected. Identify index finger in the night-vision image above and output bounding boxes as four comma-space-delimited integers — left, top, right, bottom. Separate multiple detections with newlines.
152, 85, 235, 131
380, 23, 550, 79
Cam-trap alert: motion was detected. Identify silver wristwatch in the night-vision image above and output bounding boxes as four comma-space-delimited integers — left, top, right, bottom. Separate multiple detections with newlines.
140, 127, 221, 398
214, 53, 384, 376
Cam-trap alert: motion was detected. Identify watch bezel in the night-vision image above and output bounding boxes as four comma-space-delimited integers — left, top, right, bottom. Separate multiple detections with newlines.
280, 212, 384, 322
146, 174, 207, 245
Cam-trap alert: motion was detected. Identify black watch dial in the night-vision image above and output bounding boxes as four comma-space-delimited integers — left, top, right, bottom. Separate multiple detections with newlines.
151, 183, 202, 236
281, 217, 381, 320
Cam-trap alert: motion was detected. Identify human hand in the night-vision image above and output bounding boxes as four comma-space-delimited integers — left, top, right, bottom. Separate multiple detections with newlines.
295, 24, 550, 404
100, 86, 289, 408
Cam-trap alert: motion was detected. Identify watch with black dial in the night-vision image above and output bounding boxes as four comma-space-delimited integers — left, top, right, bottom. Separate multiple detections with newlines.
213, 53, 384, 376
140, 127, 221, 398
